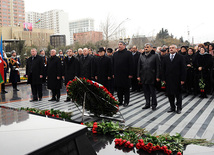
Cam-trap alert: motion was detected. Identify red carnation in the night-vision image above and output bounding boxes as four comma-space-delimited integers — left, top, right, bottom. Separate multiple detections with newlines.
136, 143, 141, 149
92, 130, 97, 134
167, 150, 172, 155
155, 145, 160, 150
161, 145, 167, 150
52, 114, 55, 117
93, 124, 98, 128
177, 152, 182, 155
80, 122, 84, 125
56, 114, 59, 118
147, 142, 153, 148
128, 143, 134, 149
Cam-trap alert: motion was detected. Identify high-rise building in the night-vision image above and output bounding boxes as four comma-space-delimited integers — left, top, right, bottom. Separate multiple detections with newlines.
69, 18, 94, 44
0, 0, 25, 27
25, 10, 70, 45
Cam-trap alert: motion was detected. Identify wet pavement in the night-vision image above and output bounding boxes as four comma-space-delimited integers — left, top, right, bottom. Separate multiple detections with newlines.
0, 83, 67, 103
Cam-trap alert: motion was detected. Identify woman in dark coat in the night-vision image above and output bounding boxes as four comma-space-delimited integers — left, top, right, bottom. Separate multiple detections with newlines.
9, 50, 20, 91
194, 47, 213, 98
185, 48, 195, 94
63, 49, 79, 102
47, 49, 62, 102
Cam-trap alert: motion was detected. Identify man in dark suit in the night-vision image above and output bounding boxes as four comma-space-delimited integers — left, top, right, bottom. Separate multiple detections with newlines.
26, 48, 44, 102
94, 47, 112, 89
131, 45, 141, 92
107, 48, 114, 95
137, 43, 160, 111
162, 44, 187, 114
47, 49, 62, 102
113, 41, 134, 107
39, 50, 48, 84
62, 49, 79, 102
79, 48, 94, 79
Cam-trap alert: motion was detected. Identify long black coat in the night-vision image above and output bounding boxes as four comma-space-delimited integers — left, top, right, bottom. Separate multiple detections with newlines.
185, 54, 195, 89
9, 57, 20, 83
133, 51, 141, 77
113, 48, 134, 88
26, 55, 44, 85
63, 56, 79, 85
94, 55, 112, 88
162, 53, 186, 95
47, 56, 62, 89
137, 51, 160, 85
79, 54, 93, 79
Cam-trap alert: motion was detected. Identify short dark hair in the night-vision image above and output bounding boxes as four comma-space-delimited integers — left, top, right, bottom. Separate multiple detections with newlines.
119, 41, 126, 46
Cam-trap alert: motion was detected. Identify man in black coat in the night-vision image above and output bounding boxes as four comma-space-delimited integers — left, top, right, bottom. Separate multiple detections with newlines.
47, 49, 62, 102
113, 41, 134, 106
137, 43, 160, 111
79, 48, 94, 79
40, 50, 48, 84
94, 47, 112, 89
107, 48, 114, 95
62, 49, 79, 102
26, 48, 44, 102
131, 45, 141, 92
162, 44, 187, 114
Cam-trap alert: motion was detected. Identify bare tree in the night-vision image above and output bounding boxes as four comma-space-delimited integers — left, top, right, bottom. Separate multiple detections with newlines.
101, 14, 129, 46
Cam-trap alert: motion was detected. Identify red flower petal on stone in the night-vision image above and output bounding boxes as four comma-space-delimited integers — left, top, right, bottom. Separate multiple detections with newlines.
177, 152, 182, 155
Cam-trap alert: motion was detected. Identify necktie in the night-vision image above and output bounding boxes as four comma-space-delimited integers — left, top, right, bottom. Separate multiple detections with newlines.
170, 54, 174, 61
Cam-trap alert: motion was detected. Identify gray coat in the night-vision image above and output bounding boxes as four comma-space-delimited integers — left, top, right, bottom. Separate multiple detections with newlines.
137, 51, 160, 85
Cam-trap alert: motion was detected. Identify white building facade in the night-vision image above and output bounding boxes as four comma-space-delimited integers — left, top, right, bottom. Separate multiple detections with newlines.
69, 18, 94, 44
26, 10, 70, 45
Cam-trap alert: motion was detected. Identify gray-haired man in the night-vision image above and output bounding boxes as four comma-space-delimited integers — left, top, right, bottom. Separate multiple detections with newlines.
137, 43, 160, 111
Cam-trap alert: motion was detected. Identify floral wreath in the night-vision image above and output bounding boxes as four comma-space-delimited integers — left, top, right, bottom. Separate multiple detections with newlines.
66, 77, 119, 117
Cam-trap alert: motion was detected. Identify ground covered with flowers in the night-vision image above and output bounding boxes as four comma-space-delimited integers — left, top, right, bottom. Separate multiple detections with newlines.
84, 120, 213, 155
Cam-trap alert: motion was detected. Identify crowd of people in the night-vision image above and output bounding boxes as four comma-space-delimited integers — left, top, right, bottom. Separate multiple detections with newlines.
1, 41, 214, 114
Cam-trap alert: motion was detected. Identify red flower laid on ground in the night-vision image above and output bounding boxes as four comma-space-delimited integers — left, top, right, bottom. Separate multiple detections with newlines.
177, 152, 182, 155
136, 143, 141, 149
128, 143, 134, 149
147, 142, 153, 148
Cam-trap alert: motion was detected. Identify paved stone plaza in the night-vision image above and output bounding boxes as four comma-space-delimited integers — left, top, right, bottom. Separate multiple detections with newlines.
1, 84, 214, 142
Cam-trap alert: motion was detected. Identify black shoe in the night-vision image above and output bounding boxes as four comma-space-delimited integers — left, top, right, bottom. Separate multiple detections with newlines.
64, 97, 71, 102
1, 90, 7, 94
142, 106, 150, 109
56, 98, 60, 102
177, 110, 181, 114
152, 107, 156, 111
48, 98, 56, 101
123, 103, 129, 107
39, 98, 42, 101
13, 88, 19, 91
30, 99, 38, 102
167, 109, 175, 113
